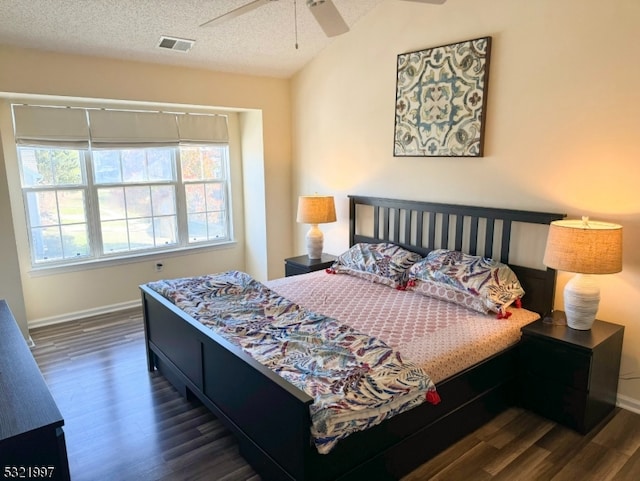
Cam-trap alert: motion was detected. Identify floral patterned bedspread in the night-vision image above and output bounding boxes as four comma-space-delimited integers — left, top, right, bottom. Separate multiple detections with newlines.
146, 270, 439, 454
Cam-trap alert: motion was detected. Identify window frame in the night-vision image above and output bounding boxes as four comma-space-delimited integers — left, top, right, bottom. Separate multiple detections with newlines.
16, 142, 234, 269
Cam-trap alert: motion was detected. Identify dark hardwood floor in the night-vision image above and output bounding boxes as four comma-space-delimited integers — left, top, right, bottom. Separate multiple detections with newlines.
30, 309, 640, 481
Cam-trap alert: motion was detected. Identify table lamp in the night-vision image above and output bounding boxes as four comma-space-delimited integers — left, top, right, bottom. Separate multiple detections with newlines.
296, 195, 336, 259
543, 217, 622, 330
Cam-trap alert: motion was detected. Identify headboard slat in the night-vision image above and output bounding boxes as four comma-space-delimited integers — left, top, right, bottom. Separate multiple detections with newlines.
501, 221, 512, 264
454, 215, 464, 252
427, 212, 436, 249
373, 205, 380, 240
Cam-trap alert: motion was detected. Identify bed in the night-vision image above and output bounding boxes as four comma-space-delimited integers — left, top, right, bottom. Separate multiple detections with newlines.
140, 195, 565, 480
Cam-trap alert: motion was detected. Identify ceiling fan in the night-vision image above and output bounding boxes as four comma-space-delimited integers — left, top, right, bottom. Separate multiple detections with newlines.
200, 0, 447, 38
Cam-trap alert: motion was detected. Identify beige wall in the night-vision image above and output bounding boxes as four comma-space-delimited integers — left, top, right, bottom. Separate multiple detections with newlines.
0, 0, 638, 411
0, 45, 292, 323
292, 0, 640, 408
0, 125, 27, 336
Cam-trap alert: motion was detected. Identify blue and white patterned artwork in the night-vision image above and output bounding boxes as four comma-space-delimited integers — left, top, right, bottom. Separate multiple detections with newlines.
394, 36, 491, 157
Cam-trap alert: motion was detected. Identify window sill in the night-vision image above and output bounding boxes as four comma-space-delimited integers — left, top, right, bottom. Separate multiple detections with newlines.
28, 240, 238, 277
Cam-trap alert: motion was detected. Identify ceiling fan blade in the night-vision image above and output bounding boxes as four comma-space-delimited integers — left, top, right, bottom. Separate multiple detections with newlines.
401, 0, 447, 4
200, 0, 275, 28
307, 0, 349, 38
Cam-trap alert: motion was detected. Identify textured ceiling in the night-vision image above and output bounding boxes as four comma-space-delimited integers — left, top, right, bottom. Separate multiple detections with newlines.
0, 0, 394, 78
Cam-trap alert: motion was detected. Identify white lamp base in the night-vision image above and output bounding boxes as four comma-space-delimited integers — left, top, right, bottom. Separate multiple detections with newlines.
564, 273, 600, 330
306, 224, 324, 260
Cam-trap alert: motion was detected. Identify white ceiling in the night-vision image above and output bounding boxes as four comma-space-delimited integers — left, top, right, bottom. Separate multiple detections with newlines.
0, 0, 398, 78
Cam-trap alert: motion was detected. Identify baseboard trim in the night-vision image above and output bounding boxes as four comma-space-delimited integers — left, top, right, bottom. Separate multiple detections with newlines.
617, 394, 640, 415
28, 299, 141, 330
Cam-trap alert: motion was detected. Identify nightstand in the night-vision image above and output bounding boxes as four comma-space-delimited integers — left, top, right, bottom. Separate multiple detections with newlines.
519, 315, 624, 433
284, 254, 337, 277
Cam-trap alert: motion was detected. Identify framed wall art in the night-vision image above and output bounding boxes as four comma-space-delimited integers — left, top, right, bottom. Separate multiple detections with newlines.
394, 36, 492, 157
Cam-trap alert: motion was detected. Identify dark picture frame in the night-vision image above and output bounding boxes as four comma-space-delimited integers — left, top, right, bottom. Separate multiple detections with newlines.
394, 36, 492, 157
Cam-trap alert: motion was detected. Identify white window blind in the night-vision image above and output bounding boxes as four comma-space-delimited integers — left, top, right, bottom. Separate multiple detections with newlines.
88, 110, 180, 148
13, 106, 90, 148
13, 106, 229, 147
176, 114, 229, 144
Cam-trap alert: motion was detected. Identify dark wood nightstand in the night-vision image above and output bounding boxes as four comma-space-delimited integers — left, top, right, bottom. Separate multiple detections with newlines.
519, 315, 624, 433
284, 254, 337, 277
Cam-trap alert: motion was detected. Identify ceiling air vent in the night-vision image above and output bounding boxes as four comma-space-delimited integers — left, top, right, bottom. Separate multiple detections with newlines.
157, 36, 195, 53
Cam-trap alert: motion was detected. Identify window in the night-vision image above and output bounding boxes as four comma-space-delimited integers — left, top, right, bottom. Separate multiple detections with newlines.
93, 147, 178, 254
13, 105, 232, 267
181, 145, 229, 243
19, 147, 90, 263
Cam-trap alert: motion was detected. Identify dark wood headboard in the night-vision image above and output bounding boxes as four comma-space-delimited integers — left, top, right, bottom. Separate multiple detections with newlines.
348, 195, 565, 317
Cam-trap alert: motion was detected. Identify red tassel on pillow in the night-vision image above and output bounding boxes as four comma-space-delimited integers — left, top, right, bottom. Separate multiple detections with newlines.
496, 310, 512, 320
426, 390, 441, 405
325, 268, 336, 274
515, 298, 522, 309
407, 279, 416, 288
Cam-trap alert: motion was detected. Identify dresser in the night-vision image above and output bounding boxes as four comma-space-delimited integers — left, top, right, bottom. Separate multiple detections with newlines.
519, 316, 624, 433
0, 300, 70, 481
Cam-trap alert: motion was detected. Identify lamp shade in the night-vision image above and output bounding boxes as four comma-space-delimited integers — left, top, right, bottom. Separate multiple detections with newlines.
543, 218, 622, 274
296, 196, 336, 225
543, 217, 622, 330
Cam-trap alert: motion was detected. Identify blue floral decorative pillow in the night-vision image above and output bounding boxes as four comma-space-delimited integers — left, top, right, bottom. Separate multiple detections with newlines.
407, 249, 525, 314
329, 243, 423, 288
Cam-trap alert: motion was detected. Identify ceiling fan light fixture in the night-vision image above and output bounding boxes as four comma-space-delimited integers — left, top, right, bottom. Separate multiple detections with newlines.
307, 0, 326, 6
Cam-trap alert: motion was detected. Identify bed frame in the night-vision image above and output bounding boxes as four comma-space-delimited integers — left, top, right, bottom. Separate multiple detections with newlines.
140, 195, 565, 481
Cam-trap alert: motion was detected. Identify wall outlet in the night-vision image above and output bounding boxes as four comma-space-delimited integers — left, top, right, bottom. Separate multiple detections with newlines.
155, 262, 164, 272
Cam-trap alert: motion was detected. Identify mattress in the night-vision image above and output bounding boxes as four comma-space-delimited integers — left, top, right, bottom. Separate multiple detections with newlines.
266, 270, 539, 383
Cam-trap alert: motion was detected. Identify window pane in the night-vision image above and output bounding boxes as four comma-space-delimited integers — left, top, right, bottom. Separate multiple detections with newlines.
180, 146, 224, 181
26, 191, 59, 227
187, 213, 207, 242
148, 149, 173, 181
99, 184, 178, 254
21, 148, 53, 186
205, 183, 225, 211
19, 148, 84, 187
185, 184, 206, 213
125, 186, 152, 219
180, 147, 200, 181
201, 146, 224, 180
52, 150, 82, 185
57, 190, 86, 224
154, 216, 178, 246
98, 187, 126, 221
93, 150, 122, 184
151, 186, 176, 216
207, 212, 227, 240
128, 218, 154, 250
61, 224, 90, 258
121, 150, 146, 182
31, 226, 63, 262
25, 186, 90, 263
101, 220, 129, 253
